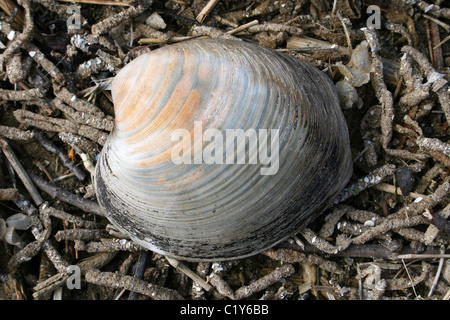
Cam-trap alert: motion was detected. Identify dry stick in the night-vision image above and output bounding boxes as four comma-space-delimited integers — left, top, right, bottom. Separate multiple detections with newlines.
362, 28, 394, 151
53, 98, 114, 131
387, 262, 432, 293
207, 273, 235, 299
0, 0, 32, 71
0, 0, 25, 26
335, 164, 396, 203
401, 45, 450, 123
196, 0, 220, 22
397, 253, 450, 259
33, 131, 88, 181
74, 238, 143, 252
91, 0, 150, 35
264, 248, 344, 274
0, 125, 34, 141
423, 207, 450, 235
33, 252, 117, 299
0, 188, 19, 200
191, 25, 238, 40
54, 228, 109, 241
0, 137, 44, 205
227, 19, 258, 35
42, 240, 70, 273
25, 43, 65, 85
352, 180, 450, 244
14, 109, 108, 145
0, 87, 46, 100
234, 264, 295, 299
128, 250, 148, 300
7, 241, 42, 271
85, 268, 185, 300
374, 183, 426, 199
336, 13, 352, 56
428, 246, 446, 297
300, 228, 349, 254
58, 0, 130, 5
54, 87, 105, 116
247, 22, 304, 36
165, 257, 213, 292
27, 171, 105, 217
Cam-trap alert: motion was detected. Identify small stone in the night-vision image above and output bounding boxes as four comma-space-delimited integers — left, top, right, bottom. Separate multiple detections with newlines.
146, 12, 166, 30
395, 166, 415, 196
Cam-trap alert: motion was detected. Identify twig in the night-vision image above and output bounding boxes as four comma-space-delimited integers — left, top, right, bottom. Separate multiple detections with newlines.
33, 131, 88, 181
335, 164, 396, 203
166, 257, 212, 292
196, 0, 220, 23
352, 180, 450, 244
0, 137, 44, 205
58, 0, 130, 5
85, 268, 184, 300
264, 248, 344, 274
42, 240, 70, 273
336, 13, 352, 56
362, 28, 394, 151
91, 0, 151, 35
32, 252, 117, 299
0, 125, 34, 141
397, 254, 450, 259
0, 0, 33, 71
27, 171, 104, 217
374, 183, 426, 199
401, 45, 449, 123
247, 22, 304, 37
423, 207, 450, 235
74, 238, 143, 252
428, 247, 446, 297
207, 273, 235, 299
25, 43, 65, 85
234, 264, 295, 299
54, 228, 108, 241
0, 87, 46, 101
14, 109, 108, 145
7, 241, 42, 271
41, 204, 99, 228
227, 19, 258, 35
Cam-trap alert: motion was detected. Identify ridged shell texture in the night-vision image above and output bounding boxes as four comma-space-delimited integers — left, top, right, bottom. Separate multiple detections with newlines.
95, 39, 352, 261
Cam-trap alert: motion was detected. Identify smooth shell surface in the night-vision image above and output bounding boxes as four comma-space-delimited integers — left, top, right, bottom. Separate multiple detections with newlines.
95, 39, 352, 261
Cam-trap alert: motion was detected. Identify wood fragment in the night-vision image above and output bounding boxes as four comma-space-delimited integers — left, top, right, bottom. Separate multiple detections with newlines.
166, 257, 212, 292
0, 137, 44, 205
91, 1, 150, 35
58, 0, 130, 5
0, 0, 32, 71
33, 252, 117, 299
234, 264, 295, 299
85, 268, 185, 300
196, 0, 220, 23
28, 171, 104, 217
335, 164, 396, 203
363, 28, 395, 151
374, 183, 426, 199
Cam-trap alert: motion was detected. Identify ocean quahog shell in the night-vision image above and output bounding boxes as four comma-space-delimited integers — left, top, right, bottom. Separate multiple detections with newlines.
95, 39, 352, 261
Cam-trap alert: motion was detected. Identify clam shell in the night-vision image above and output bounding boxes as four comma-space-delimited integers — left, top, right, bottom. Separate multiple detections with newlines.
95, 39, 352, 261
